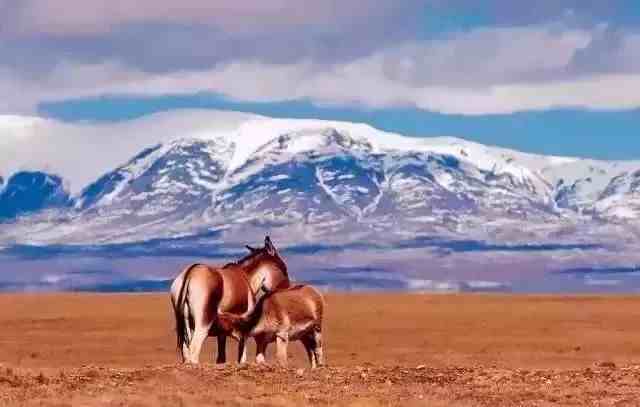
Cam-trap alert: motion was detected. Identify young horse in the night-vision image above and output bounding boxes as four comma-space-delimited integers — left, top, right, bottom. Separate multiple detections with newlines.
169, 236, 290, 364
220, 284, 325, 368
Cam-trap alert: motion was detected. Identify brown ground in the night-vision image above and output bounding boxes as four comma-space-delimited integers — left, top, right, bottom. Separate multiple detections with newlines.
1, 293, 640, 406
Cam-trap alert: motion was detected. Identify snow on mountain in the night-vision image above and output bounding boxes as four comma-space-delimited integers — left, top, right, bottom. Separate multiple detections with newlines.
593, 170, 640, 220
0, 110, 639, 245
78, 137, 232, 211
206, 128, 385, 233
0, 111, 256, 195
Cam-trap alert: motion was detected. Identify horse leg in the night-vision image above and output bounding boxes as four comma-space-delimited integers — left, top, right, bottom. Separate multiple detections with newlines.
187, 321, 211, 364
313, 329, 324, 367
216, 334, 227, 364
255, 335, 268, 364
237, 336, 248, 364
275, 333, 289, 367
301, 335, 317, 368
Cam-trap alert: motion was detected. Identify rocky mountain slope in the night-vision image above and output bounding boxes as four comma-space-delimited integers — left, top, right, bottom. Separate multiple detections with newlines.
1, 111, 638, 246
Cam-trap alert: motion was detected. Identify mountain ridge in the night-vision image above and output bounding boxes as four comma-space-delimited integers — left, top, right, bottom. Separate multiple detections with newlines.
1, 111, 639, 246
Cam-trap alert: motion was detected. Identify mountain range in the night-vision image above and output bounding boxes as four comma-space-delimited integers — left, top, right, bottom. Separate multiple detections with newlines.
1, 110, 638, 248
2, 110, 640, 292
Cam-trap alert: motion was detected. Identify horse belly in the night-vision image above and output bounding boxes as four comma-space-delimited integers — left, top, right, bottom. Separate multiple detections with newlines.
286, 319, 316, 341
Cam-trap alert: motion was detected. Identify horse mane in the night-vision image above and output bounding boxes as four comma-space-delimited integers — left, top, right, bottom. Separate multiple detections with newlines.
222, 250, 259, 269
270, 252, 289, 278
222, 249, 289, 277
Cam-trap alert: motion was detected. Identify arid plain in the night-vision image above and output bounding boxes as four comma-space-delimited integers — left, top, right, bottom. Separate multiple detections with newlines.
2, 293, 640, 406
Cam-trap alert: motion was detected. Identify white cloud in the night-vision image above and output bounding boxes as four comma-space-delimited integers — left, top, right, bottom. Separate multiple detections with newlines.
0, 110, 257, 194
2, 25, 640, 116
378, 25, 594, 86
2, 0, 410, 36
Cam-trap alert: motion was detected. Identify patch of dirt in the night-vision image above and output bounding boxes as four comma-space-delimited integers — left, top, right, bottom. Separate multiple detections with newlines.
2, 363, 640, 406
3, 293, 640, 405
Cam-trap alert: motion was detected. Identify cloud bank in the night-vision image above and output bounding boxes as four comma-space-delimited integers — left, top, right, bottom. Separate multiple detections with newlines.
1, 1, 640, 115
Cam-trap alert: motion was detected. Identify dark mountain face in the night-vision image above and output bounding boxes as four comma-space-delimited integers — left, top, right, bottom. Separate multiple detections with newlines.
78, 146, 158, 210
0, 171, 71, 220
77, 139, 232, 223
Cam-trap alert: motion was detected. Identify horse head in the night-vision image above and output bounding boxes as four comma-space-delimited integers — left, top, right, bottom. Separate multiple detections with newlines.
240, 236, 290, 299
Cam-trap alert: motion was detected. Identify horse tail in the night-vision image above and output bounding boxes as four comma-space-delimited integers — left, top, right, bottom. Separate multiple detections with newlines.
170, 294, 186, 361
171, 263, 202, 360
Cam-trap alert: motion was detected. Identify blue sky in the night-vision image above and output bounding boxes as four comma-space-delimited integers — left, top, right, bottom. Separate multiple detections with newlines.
2, 1, 640, 159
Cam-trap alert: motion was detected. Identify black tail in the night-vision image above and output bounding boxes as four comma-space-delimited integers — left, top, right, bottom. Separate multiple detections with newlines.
172, 263, 201, 362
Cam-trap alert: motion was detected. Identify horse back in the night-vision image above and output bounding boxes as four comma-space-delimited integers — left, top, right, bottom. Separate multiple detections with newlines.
265, 284, 324, 324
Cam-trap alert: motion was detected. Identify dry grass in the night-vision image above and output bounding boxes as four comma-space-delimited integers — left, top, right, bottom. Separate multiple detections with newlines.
1, 293, 640, 405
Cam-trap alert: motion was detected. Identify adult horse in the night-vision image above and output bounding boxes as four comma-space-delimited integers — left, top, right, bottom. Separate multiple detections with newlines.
170, 236, 290, 364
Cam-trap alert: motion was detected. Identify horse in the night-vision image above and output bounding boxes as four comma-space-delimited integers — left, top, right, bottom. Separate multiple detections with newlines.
169, 236, 290, 364
219, 284, 325, 368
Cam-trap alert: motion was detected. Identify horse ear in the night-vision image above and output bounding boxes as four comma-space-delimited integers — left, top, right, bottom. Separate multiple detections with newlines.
264, 236, 276, 255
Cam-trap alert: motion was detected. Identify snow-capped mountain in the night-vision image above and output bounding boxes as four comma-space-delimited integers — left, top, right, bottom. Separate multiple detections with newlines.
0, 110, 638, 246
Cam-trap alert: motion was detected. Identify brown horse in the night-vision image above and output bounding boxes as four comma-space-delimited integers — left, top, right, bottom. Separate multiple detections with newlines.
170, 236, 290, 364
219, 284, 325, 368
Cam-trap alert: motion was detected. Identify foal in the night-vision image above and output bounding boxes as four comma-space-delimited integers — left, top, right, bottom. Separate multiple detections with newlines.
221, 284, 325, 368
